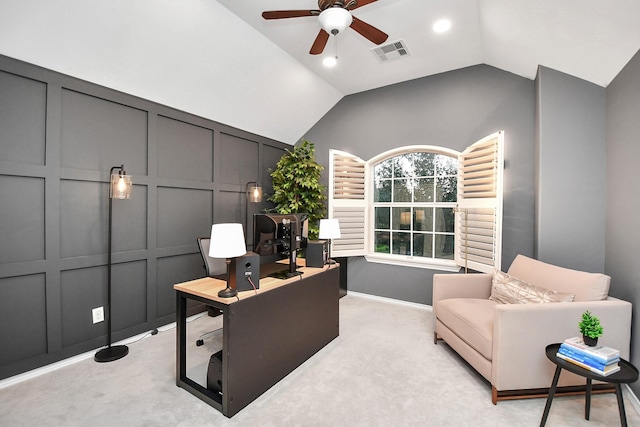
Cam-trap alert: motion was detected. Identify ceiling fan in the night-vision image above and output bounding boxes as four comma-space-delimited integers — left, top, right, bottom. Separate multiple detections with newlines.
262, 0, 389, 55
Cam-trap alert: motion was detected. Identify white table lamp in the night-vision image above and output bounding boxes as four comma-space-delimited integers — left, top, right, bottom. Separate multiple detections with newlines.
319, 218, 341, 264
209, 223, 247, 298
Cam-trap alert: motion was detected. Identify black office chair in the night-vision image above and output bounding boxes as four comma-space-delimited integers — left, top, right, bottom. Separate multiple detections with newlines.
196, 237, 226, 346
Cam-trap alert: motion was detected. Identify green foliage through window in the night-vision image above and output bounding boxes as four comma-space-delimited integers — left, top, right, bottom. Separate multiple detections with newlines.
373, 151, 457, 260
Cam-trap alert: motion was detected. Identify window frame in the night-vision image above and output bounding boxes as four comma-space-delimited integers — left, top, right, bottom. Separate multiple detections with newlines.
366, 145, 460, 271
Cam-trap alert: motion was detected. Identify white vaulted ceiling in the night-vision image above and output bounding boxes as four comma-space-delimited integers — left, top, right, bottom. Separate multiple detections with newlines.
0, 0, 639, 144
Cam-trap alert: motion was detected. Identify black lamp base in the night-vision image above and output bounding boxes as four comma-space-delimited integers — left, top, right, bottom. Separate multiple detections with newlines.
218, 286, 237, 298
95, 345, 129, 363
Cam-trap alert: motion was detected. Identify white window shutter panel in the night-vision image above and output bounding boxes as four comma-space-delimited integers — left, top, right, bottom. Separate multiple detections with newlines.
328, 149, 368, 257
455, 131, 504, 273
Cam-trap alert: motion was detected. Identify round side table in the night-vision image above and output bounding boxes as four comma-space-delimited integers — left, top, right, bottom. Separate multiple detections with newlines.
540, 343, 638, 427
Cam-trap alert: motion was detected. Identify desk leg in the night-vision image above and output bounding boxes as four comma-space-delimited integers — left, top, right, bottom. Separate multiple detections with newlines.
540, 366, 562, 427
585, 378, 592, 420
615, 384, 628, 427
175, 292, 187, 385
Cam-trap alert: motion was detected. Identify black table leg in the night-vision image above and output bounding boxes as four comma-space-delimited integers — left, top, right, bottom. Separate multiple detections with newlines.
615, 384, 628, 427
585, 377, 592, 420
540, 365, 562, 427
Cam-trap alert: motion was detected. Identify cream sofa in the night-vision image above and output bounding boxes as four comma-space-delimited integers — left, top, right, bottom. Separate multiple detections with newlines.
433, 254, 632, 404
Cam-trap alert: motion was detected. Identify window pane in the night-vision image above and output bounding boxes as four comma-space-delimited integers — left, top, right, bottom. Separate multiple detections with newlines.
375, 207, 390, 229
392, 232, 411, 255
413, 233, 433, 257
374, 159, 393, 179
393, 155, 413, 178
375, 179, 391, 202
374, 231, 390, 253
436, 175, 457, 202
435, 234, 454, 259
435, 208, 454, 233
414, 177, 434, 202
413, 152, 435, 177
414, 208, 433, 232
392, 207, 411, 230
393, 178, 411, 202
435, 154, 458, 176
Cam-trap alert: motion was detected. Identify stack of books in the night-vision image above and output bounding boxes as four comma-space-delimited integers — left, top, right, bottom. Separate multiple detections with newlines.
556, 336, 621, 376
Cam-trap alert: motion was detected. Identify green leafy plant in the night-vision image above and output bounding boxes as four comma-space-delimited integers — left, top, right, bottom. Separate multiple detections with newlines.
578, 310, 603, 339
269, 140, 326, 240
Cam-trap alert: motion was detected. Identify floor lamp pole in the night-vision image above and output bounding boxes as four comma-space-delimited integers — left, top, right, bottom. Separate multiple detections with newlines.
95, 166, 130, 363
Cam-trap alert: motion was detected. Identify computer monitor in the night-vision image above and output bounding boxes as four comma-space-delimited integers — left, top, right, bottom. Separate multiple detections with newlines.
253, 213, 308, 277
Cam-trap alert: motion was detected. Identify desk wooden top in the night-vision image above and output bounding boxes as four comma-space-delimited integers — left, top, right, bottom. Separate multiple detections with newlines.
174, 260, 339, 305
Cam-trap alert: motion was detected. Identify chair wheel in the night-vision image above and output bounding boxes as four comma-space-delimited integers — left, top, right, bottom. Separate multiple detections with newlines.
196, 339, 204, 346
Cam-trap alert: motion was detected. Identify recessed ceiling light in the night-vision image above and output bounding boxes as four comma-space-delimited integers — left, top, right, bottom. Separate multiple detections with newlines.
433, 19, 451, 33
323, 56, 337, 67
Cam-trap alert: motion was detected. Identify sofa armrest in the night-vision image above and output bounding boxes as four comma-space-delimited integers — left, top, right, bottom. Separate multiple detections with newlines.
491, 298, 632, 391
432, 273, 493, 335
433, 273, 493, 305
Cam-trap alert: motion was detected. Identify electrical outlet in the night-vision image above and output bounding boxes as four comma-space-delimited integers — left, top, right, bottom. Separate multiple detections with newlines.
92, 306, 104, 324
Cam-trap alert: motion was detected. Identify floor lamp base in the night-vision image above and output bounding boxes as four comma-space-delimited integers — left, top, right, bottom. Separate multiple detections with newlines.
95, 345, 129, 362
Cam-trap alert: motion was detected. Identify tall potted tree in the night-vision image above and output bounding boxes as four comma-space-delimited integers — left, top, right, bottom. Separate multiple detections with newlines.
269, 139, 326, 240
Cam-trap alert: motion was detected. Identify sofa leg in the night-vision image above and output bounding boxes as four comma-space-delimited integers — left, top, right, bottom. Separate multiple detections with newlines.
433, 332, 438, 344
492, 386, 498, 405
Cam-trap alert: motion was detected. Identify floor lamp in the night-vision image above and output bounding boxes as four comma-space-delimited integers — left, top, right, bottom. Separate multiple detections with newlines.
245, 181, 263, 244
319, 218, 341, 264
95, 165, 132, 363
209, 223, 247, 298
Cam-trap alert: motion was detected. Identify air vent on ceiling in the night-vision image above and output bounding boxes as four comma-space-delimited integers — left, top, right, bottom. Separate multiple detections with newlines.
372, 40, 410, 62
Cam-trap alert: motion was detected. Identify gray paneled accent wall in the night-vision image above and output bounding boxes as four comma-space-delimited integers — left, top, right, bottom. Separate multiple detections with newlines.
605, 48, 640, 397
305, 65, 536, 304
535, 66, 606, 272
0, 54, 287, 380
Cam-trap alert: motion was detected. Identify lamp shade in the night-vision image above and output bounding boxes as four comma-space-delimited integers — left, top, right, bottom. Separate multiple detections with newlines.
319, 218, 341, 240
110, 171, 132, 199
208, 223, 247, 258
248, 185, 263, 203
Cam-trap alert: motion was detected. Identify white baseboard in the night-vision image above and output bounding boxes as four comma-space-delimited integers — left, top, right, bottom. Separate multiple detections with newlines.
346, 290, 432, 311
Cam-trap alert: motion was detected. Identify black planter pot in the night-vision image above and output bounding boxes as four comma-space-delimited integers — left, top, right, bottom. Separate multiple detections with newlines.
583, 335, 598, 347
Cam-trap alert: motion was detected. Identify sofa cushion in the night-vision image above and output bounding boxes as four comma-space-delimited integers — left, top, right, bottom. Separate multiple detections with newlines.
437, 298, 496, 361
507, 255, 610, 301
489, 270, 575, 304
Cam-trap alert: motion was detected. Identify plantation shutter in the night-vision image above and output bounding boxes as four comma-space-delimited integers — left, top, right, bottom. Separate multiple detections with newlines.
455, 131, 504, 273
328, 149, 368, 257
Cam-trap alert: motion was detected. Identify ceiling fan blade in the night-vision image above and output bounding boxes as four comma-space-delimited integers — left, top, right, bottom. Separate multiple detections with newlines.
262, 10, 319, 20
346, 0, 377, 10
310, 29, 330, 55
350, 16, 388, 45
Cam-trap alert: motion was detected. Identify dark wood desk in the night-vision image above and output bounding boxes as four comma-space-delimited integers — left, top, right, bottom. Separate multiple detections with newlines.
540, 343, 639, 427
174, 262, 340, 417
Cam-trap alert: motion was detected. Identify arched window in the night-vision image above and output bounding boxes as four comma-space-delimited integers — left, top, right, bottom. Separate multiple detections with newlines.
372, 150, 458, 262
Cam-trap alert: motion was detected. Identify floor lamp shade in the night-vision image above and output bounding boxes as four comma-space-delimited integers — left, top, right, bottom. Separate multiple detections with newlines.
247, 182, 263, 203
95, 165, 132, 363
110, 166, 132, 199
209, 223, 247, 298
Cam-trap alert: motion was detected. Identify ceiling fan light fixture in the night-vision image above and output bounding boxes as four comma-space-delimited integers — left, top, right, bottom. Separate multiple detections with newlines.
323, 56, 338, 67
318, 7, 352, 35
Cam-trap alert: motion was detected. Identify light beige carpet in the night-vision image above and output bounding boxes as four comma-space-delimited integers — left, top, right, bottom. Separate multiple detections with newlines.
0, 294, 638, 426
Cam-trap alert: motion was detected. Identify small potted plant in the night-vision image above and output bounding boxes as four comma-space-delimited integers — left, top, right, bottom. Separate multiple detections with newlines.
578, 310, 603, 346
